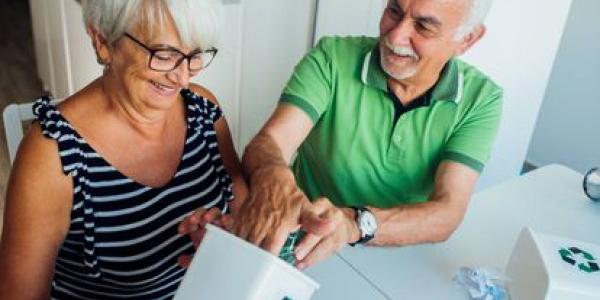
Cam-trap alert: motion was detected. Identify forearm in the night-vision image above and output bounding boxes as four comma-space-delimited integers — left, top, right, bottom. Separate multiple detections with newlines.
0, 251, 54, 299
242, 131, 290, 178
368, 196, 468, 246
366, 161, 476, 247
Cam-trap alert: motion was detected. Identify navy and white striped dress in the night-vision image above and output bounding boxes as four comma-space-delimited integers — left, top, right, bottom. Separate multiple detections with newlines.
33, 89, 234, 299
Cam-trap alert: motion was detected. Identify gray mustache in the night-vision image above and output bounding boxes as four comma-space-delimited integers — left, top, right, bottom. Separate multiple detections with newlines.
383, 38, 419, 60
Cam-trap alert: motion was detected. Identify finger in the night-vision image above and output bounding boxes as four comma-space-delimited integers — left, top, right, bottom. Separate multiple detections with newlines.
201, 207, 221, 224
234, 222, 250, 241
296, 238, 336, 271
178, 208, 206, 234
231, 201, 254, 239
178, 217, 199, 235
300, 199, 341, 237
177, 255, 193, 268
248, 225, 269, 247
294, 233, 322, 261
220, 215, 234, 231
261, 229, 291, 256
247, 215, 275, 246
190, 227, 207, 248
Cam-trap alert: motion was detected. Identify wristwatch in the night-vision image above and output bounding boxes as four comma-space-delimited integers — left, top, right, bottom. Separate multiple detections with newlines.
349, 207, 378, 246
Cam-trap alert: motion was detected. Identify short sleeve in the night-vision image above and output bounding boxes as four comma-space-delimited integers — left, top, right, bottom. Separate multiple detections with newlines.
279, 37, 334, 124
441, 88, 503, 172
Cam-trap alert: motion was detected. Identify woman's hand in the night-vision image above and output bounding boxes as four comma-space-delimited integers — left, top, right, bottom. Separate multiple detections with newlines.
177, 207, 233, 268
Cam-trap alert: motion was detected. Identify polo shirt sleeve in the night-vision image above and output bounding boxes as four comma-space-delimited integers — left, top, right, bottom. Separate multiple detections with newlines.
440, 88, 503, 173
279, 38, 333, 124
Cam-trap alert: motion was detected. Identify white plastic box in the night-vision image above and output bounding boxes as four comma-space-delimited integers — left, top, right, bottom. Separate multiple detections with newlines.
506, 228, 600, 300
175, 224, 320, 300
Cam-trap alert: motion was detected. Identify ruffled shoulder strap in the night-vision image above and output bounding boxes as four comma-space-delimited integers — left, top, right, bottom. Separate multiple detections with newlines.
33, 96, 74, 140
180, 88, 223, 125
180, 89, 234, 205
32, 96, 90, 177
34, 96, 102, 276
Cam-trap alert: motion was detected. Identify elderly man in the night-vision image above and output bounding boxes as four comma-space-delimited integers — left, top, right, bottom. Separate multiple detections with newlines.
234, 0, 501, 269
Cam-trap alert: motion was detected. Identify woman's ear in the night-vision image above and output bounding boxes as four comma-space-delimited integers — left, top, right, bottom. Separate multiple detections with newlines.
87, 25, 112, 66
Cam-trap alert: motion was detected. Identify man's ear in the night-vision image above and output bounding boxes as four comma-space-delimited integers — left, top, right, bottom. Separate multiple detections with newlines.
455, 24, 486, 56
86, 25, 112, 65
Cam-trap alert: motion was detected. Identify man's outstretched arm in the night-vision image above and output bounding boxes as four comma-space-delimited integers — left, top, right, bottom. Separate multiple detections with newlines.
233, 103, 315, 254
293, 160, 479, 269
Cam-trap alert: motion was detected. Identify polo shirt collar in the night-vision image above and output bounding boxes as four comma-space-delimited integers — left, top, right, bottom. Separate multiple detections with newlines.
360, 43, 463, 104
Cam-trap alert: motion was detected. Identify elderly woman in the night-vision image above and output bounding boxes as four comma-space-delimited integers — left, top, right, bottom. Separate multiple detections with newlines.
0, 0, 246, 298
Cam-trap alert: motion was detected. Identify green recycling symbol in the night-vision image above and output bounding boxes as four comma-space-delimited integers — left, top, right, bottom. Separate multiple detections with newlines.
559, 247, 600, 273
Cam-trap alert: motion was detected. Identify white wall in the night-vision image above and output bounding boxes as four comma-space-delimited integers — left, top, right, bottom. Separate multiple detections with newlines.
526, 0, 600, 174
461, 0, 572, 189
237, 0, 317, 151
192, 2, 244, 150
314, 0, 573, 190
314, 0, 384, 42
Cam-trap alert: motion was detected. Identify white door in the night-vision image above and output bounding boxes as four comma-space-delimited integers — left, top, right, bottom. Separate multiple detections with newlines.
64, 0, 104, 95
46, 0, 73, 98
29, 0, 55, 94
314, 0, 573, 190
29, 0, 101, 98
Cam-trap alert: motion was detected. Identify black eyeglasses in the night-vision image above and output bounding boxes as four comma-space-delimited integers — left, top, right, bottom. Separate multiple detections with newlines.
123, 33, 218, 72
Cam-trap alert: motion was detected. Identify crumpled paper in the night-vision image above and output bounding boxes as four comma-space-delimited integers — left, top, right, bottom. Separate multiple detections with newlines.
453, 267, 510, 300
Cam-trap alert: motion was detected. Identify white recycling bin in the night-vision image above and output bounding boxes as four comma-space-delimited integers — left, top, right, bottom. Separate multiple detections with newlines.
506, 227, 600, 300
174, 224, 320, 300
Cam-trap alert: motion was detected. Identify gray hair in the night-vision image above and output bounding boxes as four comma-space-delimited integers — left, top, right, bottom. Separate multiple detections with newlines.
454, 0, 493, 40
81, 0, 219, 50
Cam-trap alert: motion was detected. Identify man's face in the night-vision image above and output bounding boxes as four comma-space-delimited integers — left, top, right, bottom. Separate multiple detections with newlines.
379, 0, 471, 80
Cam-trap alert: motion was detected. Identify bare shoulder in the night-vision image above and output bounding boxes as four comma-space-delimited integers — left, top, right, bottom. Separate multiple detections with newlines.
188, 83, 220, 106
11, 123, 72, 194
4, 121, 73, 244
0, 122, 73, 298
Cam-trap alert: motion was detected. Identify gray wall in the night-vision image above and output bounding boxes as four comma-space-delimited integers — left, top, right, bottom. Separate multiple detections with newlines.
527, 0, 600, 173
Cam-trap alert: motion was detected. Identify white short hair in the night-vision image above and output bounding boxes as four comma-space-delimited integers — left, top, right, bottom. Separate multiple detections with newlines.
454, 0, 493, 40
81, 0, 219, 50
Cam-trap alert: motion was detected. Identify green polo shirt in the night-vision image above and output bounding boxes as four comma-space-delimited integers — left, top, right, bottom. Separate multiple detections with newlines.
280, 36, 503, 208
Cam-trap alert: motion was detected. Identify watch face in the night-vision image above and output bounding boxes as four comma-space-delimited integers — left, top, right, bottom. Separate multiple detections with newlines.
359, 210, 378, 236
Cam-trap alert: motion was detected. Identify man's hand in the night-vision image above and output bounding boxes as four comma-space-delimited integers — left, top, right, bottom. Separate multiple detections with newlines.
232, 166, 312, 255
177, 207, 233, 268
294, 198, 360, 270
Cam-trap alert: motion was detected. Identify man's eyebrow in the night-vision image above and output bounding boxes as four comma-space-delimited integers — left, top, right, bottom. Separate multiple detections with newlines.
414, 15, 442, 28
